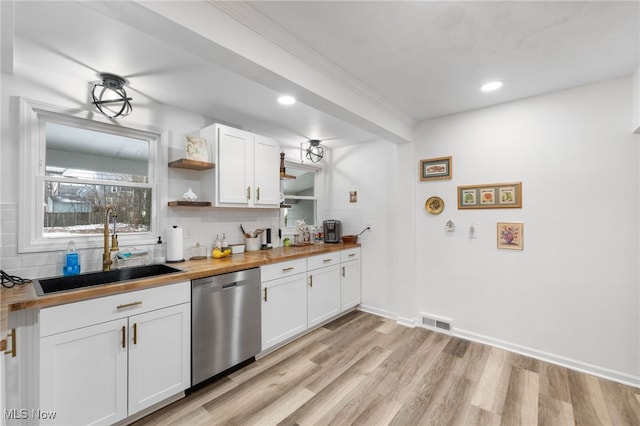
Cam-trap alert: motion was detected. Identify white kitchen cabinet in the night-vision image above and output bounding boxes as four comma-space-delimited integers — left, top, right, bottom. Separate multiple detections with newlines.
128, 303, 190, 414
3, 309, 38, 426
38, 281, 190, 425
214, 124, 280, 208
253, 134, 281, 206
261, 260, 308, 351
40, 318, 128, 426
307, 254, 341, 328
340, 247, 361, 311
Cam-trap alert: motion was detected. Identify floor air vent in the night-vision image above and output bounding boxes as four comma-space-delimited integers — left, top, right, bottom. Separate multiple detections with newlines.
420, 313, 453, 335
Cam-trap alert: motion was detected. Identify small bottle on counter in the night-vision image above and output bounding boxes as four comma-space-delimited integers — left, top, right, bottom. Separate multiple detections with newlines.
63, 240, 81, 276
221, 233, 228, 250
214, 234, 221, 250
154, 236, 166, 264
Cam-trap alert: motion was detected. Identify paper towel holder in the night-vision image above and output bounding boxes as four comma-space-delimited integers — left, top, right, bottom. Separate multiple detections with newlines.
166, 225, 186, 263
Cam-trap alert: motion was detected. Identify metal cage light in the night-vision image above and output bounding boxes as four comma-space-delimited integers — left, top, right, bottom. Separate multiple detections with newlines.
91, 73, 132, 119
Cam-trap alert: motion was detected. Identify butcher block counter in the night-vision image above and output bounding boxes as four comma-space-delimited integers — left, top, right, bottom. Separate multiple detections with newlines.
0, 242, 359, 351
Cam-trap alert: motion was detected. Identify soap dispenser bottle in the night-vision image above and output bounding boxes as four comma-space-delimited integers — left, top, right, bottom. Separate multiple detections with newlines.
154, 236, 166, 264
63, 240, 81, 276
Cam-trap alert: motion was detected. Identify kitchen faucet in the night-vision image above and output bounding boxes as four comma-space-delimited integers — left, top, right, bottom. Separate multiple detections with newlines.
103, 205, 119, 271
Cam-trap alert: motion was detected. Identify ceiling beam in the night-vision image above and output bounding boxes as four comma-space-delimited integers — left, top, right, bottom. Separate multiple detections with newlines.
86, 0, 414, 144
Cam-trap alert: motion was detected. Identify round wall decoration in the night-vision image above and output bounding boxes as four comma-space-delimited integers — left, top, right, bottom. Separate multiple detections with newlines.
425, 196, 444, 215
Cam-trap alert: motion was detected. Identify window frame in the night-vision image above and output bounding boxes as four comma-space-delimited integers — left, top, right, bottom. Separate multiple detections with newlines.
280, 160, 323, 231
18, 97, 164, 253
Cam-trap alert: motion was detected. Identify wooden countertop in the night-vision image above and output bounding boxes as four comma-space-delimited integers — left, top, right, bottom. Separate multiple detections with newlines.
0, 243, 359, 351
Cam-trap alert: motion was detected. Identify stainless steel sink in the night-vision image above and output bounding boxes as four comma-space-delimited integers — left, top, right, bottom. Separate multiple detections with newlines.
33, 264, 184, 296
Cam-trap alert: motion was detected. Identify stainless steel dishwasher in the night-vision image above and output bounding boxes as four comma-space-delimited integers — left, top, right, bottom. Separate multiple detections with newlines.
191, 267, 261, 386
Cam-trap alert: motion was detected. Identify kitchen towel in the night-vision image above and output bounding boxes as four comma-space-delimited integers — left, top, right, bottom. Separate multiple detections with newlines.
166, 225, 184, 262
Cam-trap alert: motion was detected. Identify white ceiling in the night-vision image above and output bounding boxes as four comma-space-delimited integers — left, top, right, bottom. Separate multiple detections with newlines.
9, 1, 640, 149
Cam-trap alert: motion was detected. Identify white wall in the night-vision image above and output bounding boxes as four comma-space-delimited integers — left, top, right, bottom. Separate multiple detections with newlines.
326, 140, 414, 320
413, 77, 639, 385
0, 66, 278, 278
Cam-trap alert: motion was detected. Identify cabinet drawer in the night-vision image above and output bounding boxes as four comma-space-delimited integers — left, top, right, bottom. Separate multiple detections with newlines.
261, 259, 307, 282
307, 253, 340, 270
341, 247, 361, 262
40, 280, 190, 337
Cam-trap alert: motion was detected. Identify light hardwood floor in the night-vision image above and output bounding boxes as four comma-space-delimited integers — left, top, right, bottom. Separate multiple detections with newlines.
134, 311, 640, 426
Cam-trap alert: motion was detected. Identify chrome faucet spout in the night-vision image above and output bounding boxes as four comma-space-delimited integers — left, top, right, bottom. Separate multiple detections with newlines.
103, 205, 118, 271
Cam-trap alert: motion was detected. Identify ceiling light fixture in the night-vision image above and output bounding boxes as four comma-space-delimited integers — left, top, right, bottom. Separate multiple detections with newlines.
480, 81, 504, 92
91, 73, 133, 118
305, 139, 324, 163
277, 95, 296, 105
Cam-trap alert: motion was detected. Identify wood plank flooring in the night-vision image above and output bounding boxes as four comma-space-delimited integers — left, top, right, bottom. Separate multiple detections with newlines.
133, 311, 640, 426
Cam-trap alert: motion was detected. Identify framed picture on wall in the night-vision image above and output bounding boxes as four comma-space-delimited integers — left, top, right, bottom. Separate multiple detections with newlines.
419, 156, 452, 181
497, 222, 524, 250
458, 182, 522, 209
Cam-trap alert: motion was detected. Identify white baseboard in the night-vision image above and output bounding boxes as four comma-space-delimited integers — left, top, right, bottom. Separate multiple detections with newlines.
357, 308, 639, 388
358, 305, 417, 327
454, 328, 640, 389
357, 304, 398, 321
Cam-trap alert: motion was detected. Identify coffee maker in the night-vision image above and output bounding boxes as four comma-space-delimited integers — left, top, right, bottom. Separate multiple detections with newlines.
323, 220, 342, 243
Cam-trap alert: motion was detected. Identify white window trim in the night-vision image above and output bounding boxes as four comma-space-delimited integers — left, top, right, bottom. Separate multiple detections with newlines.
17, 97, 166, 253
281, 160, 323, 232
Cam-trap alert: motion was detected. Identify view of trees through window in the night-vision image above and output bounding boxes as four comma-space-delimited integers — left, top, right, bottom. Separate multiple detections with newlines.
43, 122, 153, 237
43, 181, 151, 236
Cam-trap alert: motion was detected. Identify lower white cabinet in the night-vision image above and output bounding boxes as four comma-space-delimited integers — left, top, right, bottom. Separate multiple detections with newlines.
340, 247, 361, 311
38, 281, 190, 425
261, 273, 308, 351
260, 249, 361, 353
307, 254, 341, 328
260, 260, 308, 351
40, 319, 128, 426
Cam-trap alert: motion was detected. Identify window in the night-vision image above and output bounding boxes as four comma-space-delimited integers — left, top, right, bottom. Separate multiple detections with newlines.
281, 162, 321, 228
18, 98, 162, 253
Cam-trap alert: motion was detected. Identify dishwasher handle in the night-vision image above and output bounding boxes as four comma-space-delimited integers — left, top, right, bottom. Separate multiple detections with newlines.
193, 268, 259, 294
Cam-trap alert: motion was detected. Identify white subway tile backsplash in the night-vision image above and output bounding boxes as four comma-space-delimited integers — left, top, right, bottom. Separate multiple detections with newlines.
1, 245, 17, 258
1, 201, 281, 278
1, 205, 18, 221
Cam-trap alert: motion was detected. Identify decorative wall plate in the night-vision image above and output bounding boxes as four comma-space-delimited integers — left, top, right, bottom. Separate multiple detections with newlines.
425, 196, 444, 215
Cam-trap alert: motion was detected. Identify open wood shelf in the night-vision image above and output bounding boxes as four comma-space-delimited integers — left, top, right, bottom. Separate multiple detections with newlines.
168, 201, 212, 207
169, 158, 215, 171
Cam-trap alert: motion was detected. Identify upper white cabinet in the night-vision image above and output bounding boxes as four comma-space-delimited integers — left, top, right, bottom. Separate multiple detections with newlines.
212, 124, 280, 208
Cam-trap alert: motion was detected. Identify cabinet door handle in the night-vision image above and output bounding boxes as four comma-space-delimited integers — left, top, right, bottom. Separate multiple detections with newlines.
121, 326, 126, 348
349, 253, 356, 257
133, 323, 138, 345
256, 187, 260, 201
247, 186, 251, 200
263, 287, 268, 302
309, 275, 313, 287
282, 267, 294, 272
4, 328, 16, 358
342, 266, 346, 277
116, 301, 142, 310
323, 258, 332, 263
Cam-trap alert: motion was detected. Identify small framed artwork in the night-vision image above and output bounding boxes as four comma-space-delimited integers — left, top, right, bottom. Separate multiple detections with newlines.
420, 156, 452, 181
497, 222, 523, 250
457, 182, 522, 209
185, 135, 209, 162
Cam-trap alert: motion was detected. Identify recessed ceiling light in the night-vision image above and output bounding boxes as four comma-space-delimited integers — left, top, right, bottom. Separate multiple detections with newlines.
481, 81, 503, 92
277, 95, 296, 105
